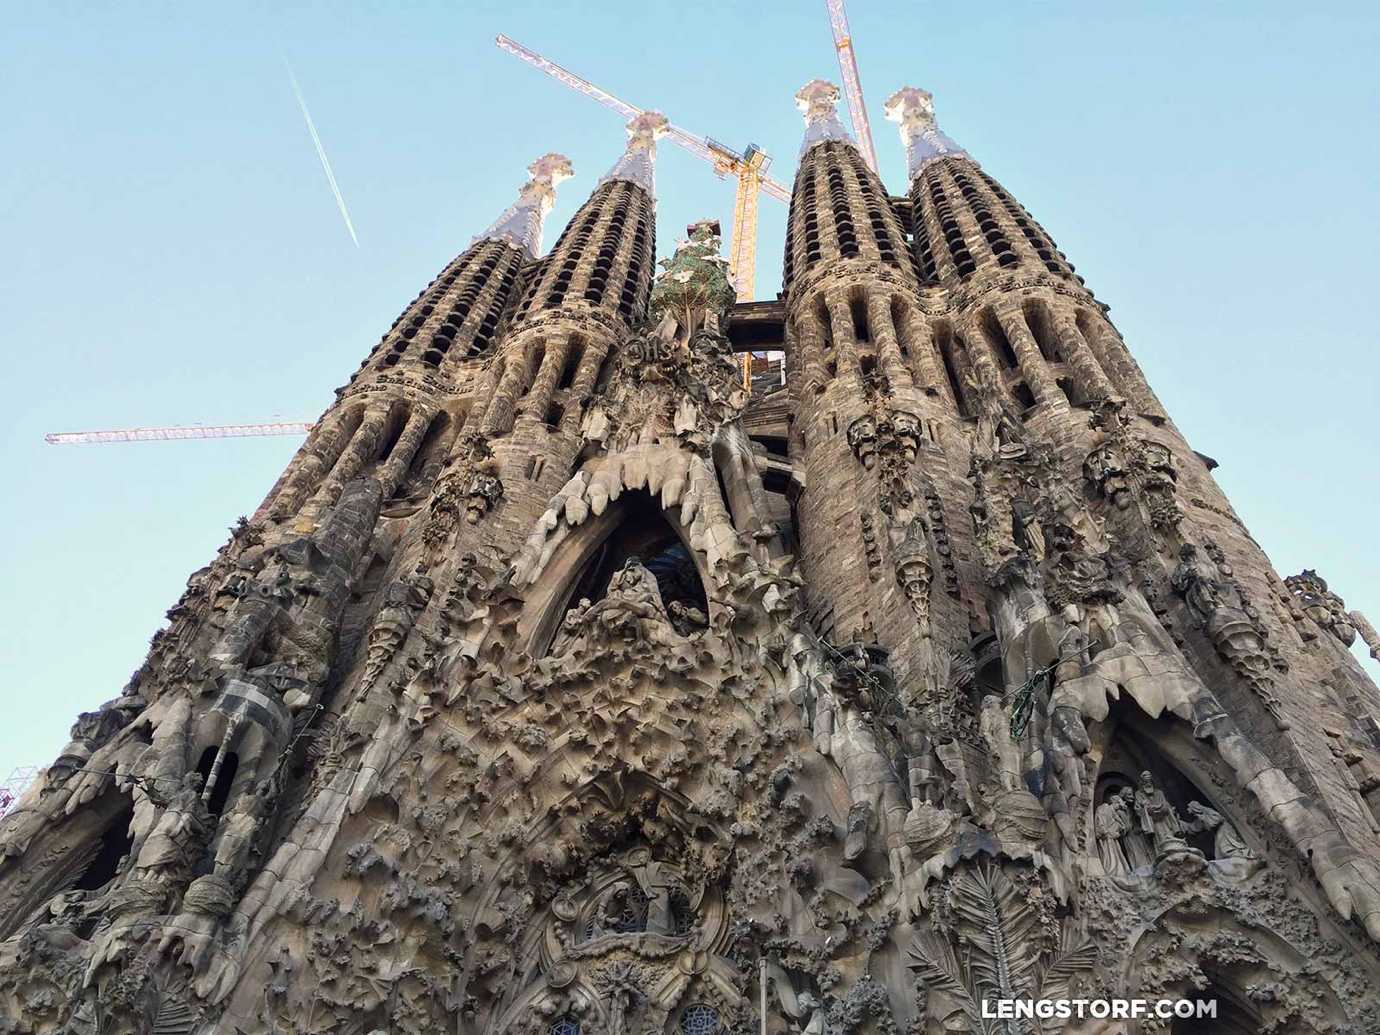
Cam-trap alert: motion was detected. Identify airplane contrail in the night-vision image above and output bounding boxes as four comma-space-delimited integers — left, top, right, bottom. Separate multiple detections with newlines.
285, 60, 359, 247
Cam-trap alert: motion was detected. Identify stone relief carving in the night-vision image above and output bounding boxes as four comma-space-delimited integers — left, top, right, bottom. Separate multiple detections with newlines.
1286, 568, 1358, 647
1171, 542, 1289, 728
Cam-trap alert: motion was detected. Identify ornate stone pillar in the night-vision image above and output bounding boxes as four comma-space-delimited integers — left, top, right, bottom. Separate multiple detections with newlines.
1051, 306, 1115, 402
996, 306, 1062, 407
519, 331, 572, 425
868, 289, 914, 391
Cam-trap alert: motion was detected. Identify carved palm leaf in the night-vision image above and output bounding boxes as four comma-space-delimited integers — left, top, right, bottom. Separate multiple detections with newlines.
1036, 927, 1097, 1003
907, 928, 971, 1003
907, 929, 1004, 1035
949, 863, 1041, 1003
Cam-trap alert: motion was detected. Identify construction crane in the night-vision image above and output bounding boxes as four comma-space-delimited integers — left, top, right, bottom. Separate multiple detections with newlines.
496, 34, 791, 310
0, 766, 41, 819
824, 0, 879, 174
45, 421, 312, 446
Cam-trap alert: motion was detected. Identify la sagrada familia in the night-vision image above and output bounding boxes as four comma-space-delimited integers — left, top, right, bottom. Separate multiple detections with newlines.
4, 73, 1380, 1035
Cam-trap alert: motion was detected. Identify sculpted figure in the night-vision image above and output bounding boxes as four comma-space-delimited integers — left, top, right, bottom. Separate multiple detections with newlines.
550, 597, 595, 656
591, 559, 677, 647
893, 518, 934, 628
1133, 770, 1189, 857
213, 780, 274, 884
846, 414, 879, 469
786, 632, 825, 731
978, 693, 1022, 793
667, 599, 708, 636
134, 772, 212, 877
1286, 569, 1358, 646
814, 648, 908, 867
795, 992, 827, 1035
1094, 791, 1132, 874
1185, 801, 1256, 862
891, 410, 923, 461
1170, 544, 1223, 627
359, 565, 434, 692
464, 462, 504, 523
1115, 787, 1154, 869
626, 849, 678, 935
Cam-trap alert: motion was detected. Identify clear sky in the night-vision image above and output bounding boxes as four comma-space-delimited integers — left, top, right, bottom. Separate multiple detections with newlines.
2, 1, 1377, 773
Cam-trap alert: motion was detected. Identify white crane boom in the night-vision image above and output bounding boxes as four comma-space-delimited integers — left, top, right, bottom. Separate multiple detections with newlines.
824, 0, 879, 174
496, 34, 791, 202
45, 422, 313, 446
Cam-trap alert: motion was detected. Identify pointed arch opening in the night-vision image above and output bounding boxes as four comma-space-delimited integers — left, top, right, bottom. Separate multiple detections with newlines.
1095, 702, 1230, 862
526, 491, 710, 658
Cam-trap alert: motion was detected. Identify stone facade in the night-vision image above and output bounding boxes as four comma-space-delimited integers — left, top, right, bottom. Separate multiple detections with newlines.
3, 83, 1380, 1035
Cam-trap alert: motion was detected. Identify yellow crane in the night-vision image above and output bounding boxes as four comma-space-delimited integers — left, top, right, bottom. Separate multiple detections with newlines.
496, 35, 790, 305
496, 35, 792, 388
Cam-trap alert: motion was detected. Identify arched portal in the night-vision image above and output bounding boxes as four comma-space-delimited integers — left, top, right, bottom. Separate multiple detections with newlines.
522, 490, 710, 657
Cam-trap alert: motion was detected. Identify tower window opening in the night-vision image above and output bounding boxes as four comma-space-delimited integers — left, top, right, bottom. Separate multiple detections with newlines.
195, 745, 239, 818
849, 294, 870, 343
813, 296, 834, 352
1056, 376, 1080, 407
934, 322, 968, 416
1012, 381, 1036, 411
403, 411, 451, 490
981, 309, 1019, 370
526, 344, 547, 386
1023, 304, 1060, 362
890, 297, 912, 361
558, 337, 583, 390
375, 408, 409, 465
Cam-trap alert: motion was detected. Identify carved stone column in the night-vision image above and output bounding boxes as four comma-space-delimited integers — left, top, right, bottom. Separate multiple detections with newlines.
1051, 307, 1115, 402
995, 306, 1062, 408
868, 289, 914, 391
518, 331, 573, 425
559, 338, 613, 432
376, 407, 435, 498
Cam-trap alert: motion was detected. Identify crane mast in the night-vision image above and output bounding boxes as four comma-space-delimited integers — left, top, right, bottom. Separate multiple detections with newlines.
824, 0, 879, 174
496, 33, 789, 305
45, 421, 312, 446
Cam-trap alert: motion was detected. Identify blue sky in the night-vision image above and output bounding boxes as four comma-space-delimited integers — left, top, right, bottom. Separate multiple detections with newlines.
2, 1, 1377, 772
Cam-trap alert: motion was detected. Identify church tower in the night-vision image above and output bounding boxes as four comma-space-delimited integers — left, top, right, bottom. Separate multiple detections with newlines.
5, 70, 1380, 1035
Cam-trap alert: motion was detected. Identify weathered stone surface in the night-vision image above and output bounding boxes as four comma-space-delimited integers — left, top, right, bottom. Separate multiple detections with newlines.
3, 79, 1380, 1035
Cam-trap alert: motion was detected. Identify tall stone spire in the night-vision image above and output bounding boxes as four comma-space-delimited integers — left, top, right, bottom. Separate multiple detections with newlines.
884, 86, 967, 180
600, 111, 669, 194
474, 152, 575, 260
795, 79, 854, 156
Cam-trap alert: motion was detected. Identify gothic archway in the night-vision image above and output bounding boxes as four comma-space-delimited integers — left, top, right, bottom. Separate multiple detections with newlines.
518, 490, 712, 657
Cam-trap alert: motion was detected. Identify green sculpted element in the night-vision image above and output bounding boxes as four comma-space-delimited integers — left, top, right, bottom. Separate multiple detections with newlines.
650, 220, 736, 331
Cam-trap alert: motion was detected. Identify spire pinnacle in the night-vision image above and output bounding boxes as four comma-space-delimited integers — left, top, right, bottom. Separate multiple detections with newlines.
600, 111, 669, 194
475, 152, 575, 260
884, 87, 967, 179
795, 79, 854, 157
